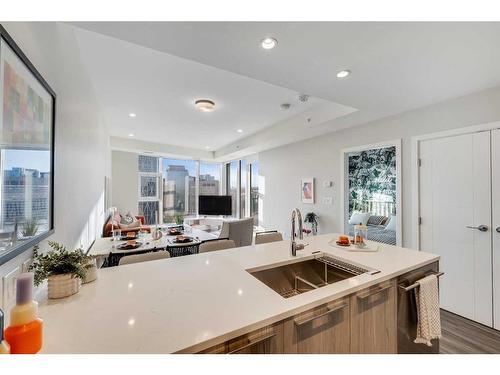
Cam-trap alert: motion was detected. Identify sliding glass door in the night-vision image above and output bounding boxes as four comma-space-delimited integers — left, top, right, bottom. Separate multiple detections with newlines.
342, 142, 401, 246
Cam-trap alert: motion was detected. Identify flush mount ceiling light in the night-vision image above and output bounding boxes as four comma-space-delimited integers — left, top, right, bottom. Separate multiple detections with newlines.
336, 70, 351, 78
129, 112, 136, 117
195, 99, 216, 112
128, 133, 134, 137
260, 37, 278, 50
237, 129, 243, 133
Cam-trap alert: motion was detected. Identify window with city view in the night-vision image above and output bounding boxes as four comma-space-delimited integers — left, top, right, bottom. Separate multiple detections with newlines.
136, 155, 258, 225
162, 158, 197, 223
0, 35, 55, 260
1, 149, 51, 236
199, 162, 221, 196
250, 163, 259, 225
138, 155, 161, 225
226, 161, 238, 217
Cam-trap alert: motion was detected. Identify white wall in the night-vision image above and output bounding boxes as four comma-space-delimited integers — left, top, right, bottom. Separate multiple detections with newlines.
0, 22, 110, 311
259, 86, 500, 247
111, 150, 139, 215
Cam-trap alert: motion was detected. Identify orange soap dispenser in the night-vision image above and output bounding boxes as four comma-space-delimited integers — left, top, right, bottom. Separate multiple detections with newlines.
4, 272, 43, 354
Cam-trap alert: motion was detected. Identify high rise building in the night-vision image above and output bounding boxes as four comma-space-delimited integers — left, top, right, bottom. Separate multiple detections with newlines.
1, 167, 50, 232
199, 174, 220, 196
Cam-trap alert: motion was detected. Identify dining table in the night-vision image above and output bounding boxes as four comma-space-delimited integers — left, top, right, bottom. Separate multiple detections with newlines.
88, 225, 218, 267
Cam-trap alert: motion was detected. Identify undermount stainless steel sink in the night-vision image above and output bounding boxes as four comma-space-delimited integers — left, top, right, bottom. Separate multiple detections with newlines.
248, 254, 376, 298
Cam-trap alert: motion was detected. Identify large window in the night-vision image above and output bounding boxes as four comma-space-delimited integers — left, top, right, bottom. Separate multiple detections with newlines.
199, 162, 221, 196
138, 155, 161, 224
1, 150, 51, 232
162, 158, 197, 223
225, 159, 259, 223
250, 163, 259, 225
226, 161, 238, 217
136, 155, 259, 224
0, 30, 55, 263
240, 160, 247, 219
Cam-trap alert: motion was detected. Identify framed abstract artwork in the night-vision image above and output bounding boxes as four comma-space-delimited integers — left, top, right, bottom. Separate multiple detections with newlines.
301, 178, 315, 204
0, 25, 56, 265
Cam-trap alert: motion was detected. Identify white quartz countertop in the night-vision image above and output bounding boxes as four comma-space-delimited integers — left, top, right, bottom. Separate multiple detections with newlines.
36, 233, 439, 354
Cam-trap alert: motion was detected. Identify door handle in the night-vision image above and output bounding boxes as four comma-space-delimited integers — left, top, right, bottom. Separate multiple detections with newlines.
496, 227, 500, 234
466, 225, 488, 232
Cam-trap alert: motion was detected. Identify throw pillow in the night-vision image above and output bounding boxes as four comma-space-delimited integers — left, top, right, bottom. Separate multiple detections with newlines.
367, 215, 387, 226
120, 212, 134, 225
119, 218, 141, 230
384, 215, 397, 231
348, 212, 370, 226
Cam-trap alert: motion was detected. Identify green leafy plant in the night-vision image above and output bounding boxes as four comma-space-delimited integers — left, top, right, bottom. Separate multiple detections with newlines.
22, 218, 39, 237
28, 241, 91, 286
174, 214, 184, 225
304, 212, 319, 235
348, 146, 397, 214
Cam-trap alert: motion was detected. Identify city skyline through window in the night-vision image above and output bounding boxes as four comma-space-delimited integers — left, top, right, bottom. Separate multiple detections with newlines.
162, 158, 197, 223
1, 149, 51, 253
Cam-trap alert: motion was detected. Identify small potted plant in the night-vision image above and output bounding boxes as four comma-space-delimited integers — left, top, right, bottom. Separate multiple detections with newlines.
21, 218, 39, 239
304, 212, 319, 236
29, 241, 91, 299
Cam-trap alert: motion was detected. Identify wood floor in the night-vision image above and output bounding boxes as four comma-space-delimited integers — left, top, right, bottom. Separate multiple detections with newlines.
440, 309, 500, 354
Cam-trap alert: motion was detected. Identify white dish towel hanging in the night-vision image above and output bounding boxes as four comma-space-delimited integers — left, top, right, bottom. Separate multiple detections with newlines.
414, 274, 442, 346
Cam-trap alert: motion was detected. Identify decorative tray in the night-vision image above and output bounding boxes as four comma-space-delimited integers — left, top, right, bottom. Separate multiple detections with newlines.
328, 239, 379, 252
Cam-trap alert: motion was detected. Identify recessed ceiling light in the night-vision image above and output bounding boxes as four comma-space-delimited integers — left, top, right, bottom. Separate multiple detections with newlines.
129, 113, 136, 117
205, 146, 210, 149
195, 99, 215, 112
260, 37, 278, 50
336, 70, 351, 79
237, 129, 243, 133
128, 133, 134, 137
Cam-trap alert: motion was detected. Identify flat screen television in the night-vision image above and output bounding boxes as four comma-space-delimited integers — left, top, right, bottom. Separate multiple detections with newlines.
198, 195, 232, 216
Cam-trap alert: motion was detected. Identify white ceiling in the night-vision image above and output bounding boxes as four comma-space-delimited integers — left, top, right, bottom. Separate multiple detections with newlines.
72, 26, 355, 152
71, 22, 500, 158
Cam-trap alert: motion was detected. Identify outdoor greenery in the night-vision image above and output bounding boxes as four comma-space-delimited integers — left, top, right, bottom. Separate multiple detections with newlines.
29, 241, 91, 286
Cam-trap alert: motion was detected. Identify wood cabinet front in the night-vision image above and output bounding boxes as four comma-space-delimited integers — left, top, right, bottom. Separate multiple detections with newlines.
199, 322, 283, 354
350, 279, 397, 353
199, 277, 399, 354
284, 297, 350, 354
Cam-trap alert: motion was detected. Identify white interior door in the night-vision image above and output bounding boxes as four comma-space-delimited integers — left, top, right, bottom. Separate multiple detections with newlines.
492, 129, 500, 330
419, 131, 492, 326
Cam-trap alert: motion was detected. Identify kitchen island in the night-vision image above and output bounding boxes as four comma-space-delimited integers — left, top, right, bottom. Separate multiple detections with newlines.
36, 233, 440, 354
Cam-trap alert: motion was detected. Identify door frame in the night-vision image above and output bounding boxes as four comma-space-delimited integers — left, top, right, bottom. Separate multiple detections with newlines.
411, 121, 500, 250
340, 139, 402, 246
